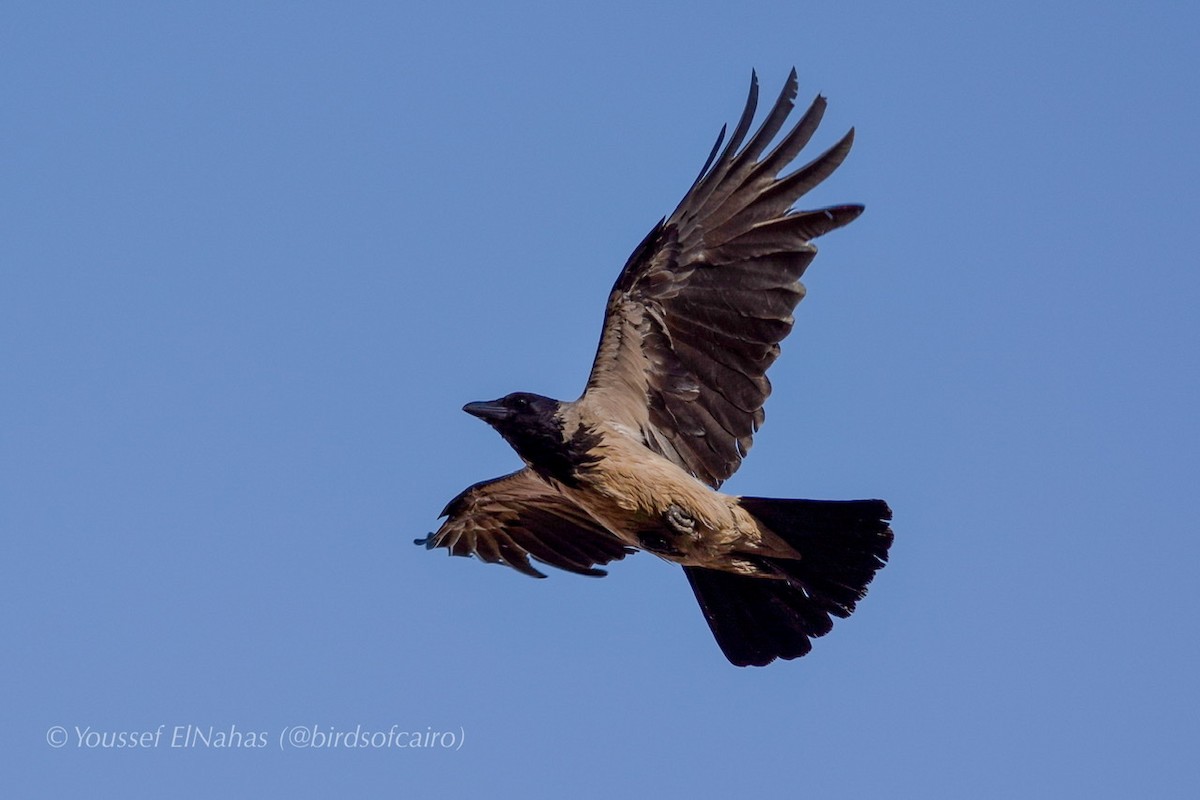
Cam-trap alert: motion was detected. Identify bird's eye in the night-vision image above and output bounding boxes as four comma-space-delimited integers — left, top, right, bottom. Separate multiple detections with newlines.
513, 396, 529, 408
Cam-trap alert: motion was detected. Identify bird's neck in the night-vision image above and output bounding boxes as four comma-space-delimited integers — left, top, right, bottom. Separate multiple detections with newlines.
510, 408, 601, 489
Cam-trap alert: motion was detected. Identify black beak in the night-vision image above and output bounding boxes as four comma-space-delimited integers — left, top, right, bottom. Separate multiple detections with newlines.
463, 400, 511, 423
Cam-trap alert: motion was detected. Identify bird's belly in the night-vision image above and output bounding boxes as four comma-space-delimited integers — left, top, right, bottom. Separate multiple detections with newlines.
562, 458, 755, 566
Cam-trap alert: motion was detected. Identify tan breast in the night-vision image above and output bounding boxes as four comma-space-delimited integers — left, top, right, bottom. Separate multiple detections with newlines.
559, 421, 765, 563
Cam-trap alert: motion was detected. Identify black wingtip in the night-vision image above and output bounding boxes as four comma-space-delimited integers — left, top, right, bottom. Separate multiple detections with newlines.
690, 124, 728, 190
785, 67, 799, 97
836, 203, 866, 227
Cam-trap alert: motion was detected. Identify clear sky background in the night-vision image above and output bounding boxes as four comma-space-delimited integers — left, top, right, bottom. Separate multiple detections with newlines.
4, 2, 1198, 797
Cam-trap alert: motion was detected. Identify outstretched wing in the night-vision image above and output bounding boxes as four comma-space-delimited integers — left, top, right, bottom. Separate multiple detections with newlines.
581, 69, 863, 488
416, 469, 633, 578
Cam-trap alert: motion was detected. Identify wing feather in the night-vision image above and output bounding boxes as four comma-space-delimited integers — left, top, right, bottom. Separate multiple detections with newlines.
581, 71, 862, 487
417, 469, 632, 578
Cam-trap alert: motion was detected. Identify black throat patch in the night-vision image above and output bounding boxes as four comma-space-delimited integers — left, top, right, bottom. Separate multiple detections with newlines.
524, 423, 602, 488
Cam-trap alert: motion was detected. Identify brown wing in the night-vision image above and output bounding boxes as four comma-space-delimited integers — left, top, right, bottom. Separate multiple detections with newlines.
416, 469, 633, 578
580, 69, 863, 488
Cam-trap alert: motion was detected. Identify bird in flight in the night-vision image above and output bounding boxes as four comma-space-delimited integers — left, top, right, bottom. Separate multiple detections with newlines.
416, 70, 892, 667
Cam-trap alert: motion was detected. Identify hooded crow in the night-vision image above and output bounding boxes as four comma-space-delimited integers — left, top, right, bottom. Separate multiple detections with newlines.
416, 70, 892, 667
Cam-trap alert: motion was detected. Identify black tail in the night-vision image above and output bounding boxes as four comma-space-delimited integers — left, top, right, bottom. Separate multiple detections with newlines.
685, 497, 893, 667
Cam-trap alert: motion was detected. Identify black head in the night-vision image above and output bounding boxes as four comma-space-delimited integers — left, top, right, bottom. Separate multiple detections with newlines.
464, 391, 564, 456
464, 392, 593, 485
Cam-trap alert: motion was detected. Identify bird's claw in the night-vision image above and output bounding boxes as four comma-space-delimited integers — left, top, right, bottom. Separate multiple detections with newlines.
665, 504, 697, 537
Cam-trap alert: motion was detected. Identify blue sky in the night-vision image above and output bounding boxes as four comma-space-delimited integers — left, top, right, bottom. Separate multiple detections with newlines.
4, 1, 1198, 797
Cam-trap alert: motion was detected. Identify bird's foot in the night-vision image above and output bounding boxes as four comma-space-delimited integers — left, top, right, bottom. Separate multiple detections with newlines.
664, 504, 697, 537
